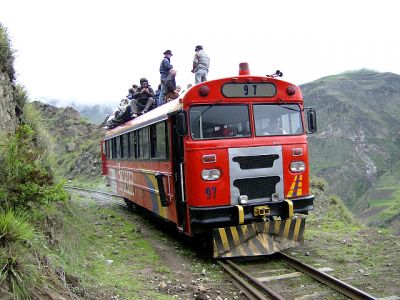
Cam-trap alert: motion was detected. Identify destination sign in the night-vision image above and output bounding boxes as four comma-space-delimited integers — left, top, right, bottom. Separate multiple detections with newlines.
221, 82, 277, 98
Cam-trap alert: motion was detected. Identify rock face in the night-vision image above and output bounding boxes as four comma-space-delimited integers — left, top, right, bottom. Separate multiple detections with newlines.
0, 71, 18, 134
30, 101, 105, 179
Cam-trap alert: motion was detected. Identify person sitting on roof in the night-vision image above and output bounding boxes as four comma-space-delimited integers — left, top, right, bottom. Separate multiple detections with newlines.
127, 84, 139, 100
103, 99, 131, 129
131, 78, 155, 117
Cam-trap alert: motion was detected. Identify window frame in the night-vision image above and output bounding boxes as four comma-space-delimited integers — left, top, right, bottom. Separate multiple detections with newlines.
252, 103, 304, 137
189, 104, 251, 140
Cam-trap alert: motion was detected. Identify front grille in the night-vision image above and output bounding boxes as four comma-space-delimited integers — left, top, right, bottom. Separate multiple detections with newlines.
233, 176, 280, 200
233, 154, 279, 170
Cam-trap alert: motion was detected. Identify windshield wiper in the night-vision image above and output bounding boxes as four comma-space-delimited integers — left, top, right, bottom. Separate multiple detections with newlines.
193, 102, 219, 122
276, 99, 301, 112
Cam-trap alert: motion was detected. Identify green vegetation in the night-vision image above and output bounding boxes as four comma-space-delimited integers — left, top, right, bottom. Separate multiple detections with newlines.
0, 125, 67, 298
0, 125, 67, 211
14, 85, 29, 110
0, 211, 35, 245
0, 22, 15, 82
289, 178, 400, 297
360, 161, 400, 228
45, 193, 175, 299
303, 70, 400, 232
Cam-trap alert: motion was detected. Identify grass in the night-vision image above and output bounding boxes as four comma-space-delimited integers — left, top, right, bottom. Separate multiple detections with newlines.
0, 210, 35, 245
45, 192, 176, 299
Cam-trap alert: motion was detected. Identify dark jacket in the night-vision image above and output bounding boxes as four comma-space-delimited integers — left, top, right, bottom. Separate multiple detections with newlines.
133, 85, 155, 102
165, 73, 176, 93
159, 57, 173, 80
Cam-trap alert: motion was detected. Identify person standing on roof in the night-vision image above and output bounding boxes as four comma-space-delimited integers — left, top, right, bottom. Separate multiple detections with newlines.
191, 45, 210, 84
158, 50, 173, 107
164, 69, 179, 102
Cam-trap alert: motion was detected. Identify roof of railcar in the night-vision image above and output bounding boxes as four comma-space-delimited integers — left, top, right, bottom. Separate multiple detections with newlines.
105, 74, 302, 139
180, 75, 303, 107
105, 97, 182, 139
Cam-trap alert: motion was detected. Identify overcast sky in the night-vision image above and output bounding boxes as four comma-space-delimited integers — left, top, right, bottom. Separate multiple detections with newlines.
1, 0, 399, 106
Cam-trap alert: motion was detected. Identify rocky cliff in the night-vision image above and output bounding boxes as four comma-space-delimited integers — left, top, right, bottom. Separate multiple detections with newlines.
29, 101, 104, 180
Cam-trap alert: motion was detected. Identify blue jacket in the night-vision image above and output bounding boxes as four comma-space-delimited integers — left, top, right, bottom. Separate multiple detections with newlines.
159, 57, 173, 80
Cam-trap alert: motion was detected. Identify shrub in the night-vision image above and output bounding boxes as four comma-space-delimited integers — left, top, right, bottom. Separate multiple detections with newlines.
0, 211, 34, 299
0, 125, 67, 211
0, 22, 15, 82
0, 210, 35, 246
0, 254, 31, 299
310, 177, 327, 191
14, 85, 29, 110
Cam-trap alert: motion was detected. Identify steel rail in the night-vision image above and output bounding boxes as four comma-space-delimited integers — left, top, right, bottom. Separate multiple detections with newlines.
64, 185, 121, 197
217, 260, 270, 300
224, 260, 285, 300
278, 253, 377, 300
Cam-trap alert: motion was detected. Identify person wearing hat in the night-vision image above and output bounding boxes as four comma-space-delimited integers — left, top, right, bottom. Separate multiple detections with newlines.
191, 45, 210, 84
131, 77, 155, 117
158, 50, 173, 107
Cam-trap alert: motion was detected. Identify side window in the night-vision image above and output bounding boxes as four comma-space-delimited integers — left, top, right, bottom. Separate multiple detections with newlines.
150, 124, 157, 158
116, 136, 121, 159
139, 127, 149, 159
122, 134, 129, 158
149, 122, 168, 159
112, 138, 117, 159
120, 135, 124, 158
156, 122, 167, 159
105, 140, 110, 159
131, 131, 138, 159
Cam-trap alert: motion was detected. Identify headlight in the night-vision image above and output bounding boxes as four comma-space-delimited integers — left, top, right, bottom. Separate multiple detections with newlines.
201, 169, 221, 181
290, 161, 305, 173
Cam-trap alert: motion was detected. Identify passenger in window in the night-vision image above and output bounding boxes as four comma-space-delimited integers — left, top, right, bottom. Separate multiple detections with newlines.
262, 116, 287, 135
131, 78, 155, 117
210, 125, 233, 137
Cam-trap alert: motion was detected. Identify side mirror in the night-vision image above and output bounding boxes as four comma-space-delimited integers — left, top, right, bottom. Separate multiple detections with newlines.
176, 110, 187, 136
305, 108, 317, 134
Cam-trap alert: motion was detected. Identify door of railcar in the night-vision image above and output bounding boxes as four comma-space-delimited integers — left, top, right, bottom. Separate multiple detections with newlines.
170, 113, 186, 231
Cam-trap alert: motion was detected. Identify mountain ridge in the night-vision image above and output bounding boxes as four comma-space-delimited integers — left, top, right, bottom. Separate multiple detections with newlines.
302, 69, 400, 230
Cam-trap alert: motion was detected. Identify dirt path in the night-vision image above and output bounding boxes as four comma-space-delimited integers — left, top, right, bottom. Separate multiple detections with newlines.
72, 189, 244, 300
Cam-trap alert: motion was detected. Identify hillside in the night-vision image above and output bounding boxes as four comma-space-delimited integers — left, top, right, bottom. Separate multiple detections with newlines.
302, 70, 400, 229
28, 101, 105, 181
37, 97, 114, 124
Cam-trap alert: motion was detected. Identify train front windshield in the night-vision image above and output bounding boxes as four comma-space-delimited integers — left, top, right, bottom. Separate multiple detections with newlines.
189, 104, 303, 140
253, 104, 303, 136
189, 105, 251, 139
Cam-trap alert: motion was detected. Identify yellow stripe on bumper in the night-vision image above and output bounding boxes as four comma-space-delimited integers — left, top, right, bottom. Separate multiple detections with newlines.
213, 216, 306, 258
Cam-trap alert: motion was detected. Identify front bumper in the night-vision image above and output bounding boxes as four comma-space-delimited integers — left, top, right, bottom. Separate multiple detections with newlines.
190, 195, 313, 234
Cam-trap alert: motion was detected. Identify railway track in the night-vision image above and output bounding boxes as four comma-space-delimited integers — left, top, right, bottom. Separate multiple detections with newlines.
218, 255, 378, 300
65, 186, 379, 300
64, 185, 125, 206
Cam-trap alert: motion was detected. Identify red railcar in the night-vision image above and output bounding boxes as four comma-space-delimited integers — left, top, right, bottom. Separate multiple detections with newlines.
102, 63, 317, 257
